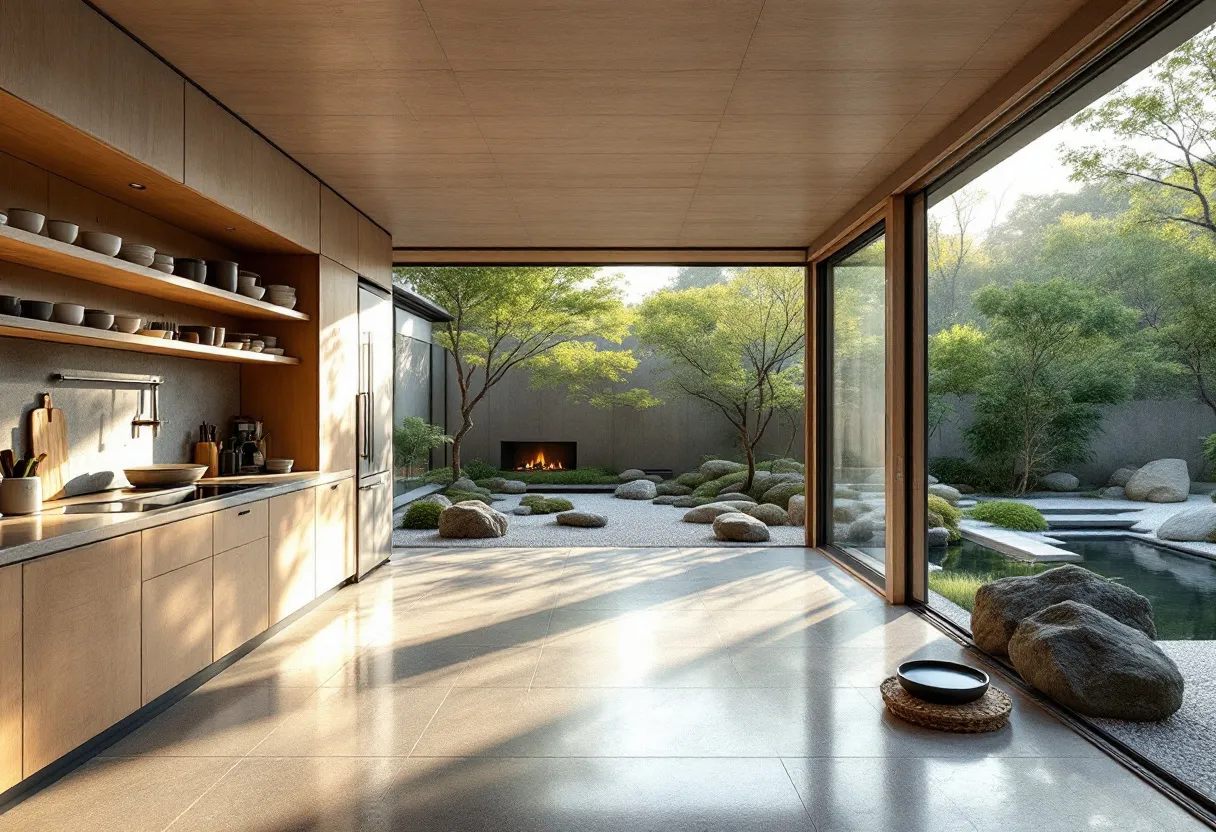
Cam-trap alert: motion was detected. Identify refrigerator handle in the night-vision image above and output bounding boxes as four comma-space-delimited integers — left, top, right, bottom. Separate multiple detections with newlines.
356, 393, 368, 460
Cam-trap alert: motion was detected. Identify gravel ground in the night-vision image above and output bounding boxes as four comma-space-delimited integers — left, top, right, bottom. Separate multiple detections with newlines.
392, 492, 807, 548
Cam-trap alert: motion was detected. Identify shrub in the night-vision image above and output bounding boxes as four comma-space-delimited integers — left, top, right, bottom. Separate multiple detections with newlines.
693, 470, 748, 498
929, 456, 983, 486
928, 561, 1045, 611
520, 495, 574, 514
393, 417, 452, 472
927, 494, 962, 543
1204, 433, 1216, 477
927, 510, 945, 530
964, 500, 1048, 532
676, 471, 707, 488
462, 458, 499, 481
506, 467, 618, 485
400, 501, 444, 529
424, 466, 454, 484
443, 488, 493, 505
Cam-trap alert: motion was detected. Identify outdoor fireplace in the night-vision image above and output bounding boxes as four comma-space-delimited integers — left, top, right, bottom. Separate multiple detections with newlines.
501, 441, 577, 472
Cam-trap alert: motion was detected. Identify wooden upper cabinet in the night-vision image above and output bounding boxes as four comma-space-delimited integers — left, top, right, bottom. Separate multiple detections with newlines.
0, 0, 184, 180
319, 256, 358, 473
184, 86, 319, 251
0, 565, 20, 792
269, 488, 317, 624
22, 534, 141, 776
358, 214, 393, 290
321, 187, 360, 272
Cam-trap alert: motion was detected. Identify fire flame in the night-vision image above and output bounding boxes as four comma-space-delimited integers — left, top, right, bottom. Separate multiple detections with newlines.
516, 449, 564, 471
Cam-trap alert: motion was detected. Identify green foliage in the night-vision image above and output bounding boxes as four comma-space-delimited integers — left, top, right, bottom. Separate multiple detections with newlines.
675, 472, 708, 488
927, 510, 945, 529
636, 267, 804, 488
761, 481, 804, 508
965, 280, 1138, 494
1205, 434, 1216, 477
928, 494, 963, 543
929, 457, 984, 486
443, 488, 493, 505
400, 501, 444, 530
693, 470, 748, 498
424, 467, 454, 484
505, 467, 618, 484
964, 500, 1049, 531
929, 562, 1045, 611
928, 324, 991, 436
393, 417, 451, 471
520, 495, 575, 514
461, 458, 499, 481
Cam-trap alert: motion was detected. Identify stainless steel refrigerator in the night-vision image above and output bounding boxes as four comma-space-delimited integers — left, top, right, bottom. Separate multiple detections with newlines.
356, 280, 393, 578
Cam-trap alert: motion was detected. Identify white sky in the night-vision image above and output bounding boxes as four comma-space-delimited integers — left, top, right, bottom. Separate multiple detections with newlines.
596, 266, 679, 304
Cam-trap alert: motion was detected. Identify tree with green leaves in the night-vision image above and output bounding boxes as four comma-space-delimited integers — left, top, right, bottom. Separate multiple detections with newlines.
964, 280, 1140, 494
928, 324, 991, 437
393, 417, 452, 480
399, 266, 656, 479
635, 267, 805, 490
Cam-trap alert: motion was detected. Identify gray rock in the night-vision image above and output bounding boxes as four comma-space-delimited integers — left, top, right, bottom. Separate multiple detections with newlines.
971, 564, 1156, 656
672, 496, 710, 508
451, 477, 480, 493
614, 479, 658, 500
1040, 471, 1081, 492
480, 477, 509, 491
418, 494, 452, 508
1156, 505, 1216, 542
438, 501, 509, 538
712, 512, 770, 542
655, 482, 692, 496
645, 474, 664, 483
1098, 486, 1126, 500
928, 483, 961, 505
787, 495, 806, 526
1125, 459, 1189, 503
511, 506, 533, 516
927, 527, 950, 548
833, 499, 869, 523
761, 480, 804, 508
709, 491, 756, 504
652, 495, 683, 505
682, 501, 761, 523
745, 503, 789, 526
617, 468, 648, 482
699, 459, 746, 479
1109, 467, 1138, 487
1009, 601, 1183, 721
834, 486, 862, 500
927, 475, 939, 485
501, 480, 527, 494
847, 515, 882, 543
556, 511, 608, 528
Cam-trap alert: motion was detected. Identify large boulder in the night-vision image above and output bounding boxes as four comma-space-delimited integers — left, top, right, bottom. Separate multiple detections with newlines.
1098, 486, 1126, 500
1124, 459, 1189, 503
928, 483, 961, 505
1008, 601, 1183, 721
927, 527, 951, 548
833, 499, 870, 523
847, 515, 883, 543
1156, 505, 1216, 542
511, 506, 533, 516
438, 501, 509, 538
617, 468, 648, 482
418, 493, 452, 508
761, 480, 805, 509
699, 459, 746, 479
712, 512, 770, 542
451, 477, 481, 493
683, 501, 759, 523
501, 480, 527, 494
652, 495, 683, 505
614, 479, 657, 500
834, 485, 862, 500
972, 565, 1156, 656
656, 482, 692, 497
673, 496, 711, 508
746, 503, 789, 526
1040, 472, 1080, 492
1108, 467, 1138, 487
556, 511, 608, 528
707, 490, 757, 504
787, 495, 806, 526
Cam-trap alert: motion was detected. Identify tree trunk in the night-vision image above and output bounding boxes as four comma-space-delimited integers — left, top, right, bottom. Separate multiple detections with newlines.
450, 414, 474, 481
743, 435, 757, 492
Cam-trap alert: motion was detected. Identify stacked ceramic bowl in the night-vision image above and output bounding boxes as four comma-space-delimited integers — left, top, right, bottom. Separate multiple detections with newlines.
152, 253, 174, 274
237, 273, 265, 301
265, 285, 297, 309
117, 243, 156, 268
265, 458, 294, 474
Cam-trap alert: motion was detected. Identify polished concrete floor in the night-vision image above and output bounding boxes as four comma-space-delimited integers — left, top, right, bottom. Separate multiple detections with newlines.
1, 546, 1207, 832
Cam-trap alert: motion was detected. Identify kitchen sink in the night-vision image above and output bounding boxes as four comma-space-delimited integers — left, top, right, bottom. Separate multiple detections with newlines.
60, 484, 259, 514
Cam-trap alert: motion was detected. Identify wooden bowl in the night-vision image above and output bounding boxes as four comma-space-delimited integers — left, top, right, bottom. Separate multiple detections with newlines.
123, 464, 208, 488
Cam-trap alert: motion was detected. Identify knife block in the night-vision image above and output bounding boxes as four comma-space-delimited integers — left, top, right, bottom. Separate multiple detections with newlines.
194, 442, 219, 478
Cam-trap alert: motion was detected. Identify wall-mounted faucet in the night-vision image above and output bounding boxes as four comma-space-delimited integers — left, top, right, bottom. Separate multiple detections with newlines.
51, 372, 165, 438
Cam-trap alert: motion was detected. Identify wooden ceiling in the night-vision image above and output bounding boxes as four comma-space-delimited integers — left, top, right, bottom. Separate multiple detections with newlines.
94, 0, 1087, 250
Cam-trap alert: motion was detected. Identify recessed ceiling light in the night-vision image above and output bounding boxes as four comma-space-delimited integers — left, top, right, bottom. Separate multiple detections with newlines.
224, 226, 236, 232
128, 182, 146, 190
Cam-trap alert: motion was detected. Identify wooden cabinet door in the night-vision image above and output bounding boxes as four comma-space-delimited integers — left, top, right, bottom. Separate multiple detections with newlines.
0, 565, 20, 791
319, 257, 358, 473
22, 534, 141, 775
320, 186, 360, 272
142, 559, 213, 705
213, 499, 269, 555
316, 479, 356, 591
143, 513, 213, 580
269, 489, 317, 624
357, 214, 393, 290
213, 538, 269, 660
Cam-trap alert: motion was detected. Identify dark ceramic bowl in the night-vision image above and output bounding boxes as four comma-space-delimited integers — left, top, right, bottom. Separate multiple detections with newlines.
179, 325, 216, 346
0, 295, 20, 317
173, 258, 206, 282
21, 300, 53, 321
207, 260, 239, 292
897, 660, 989, 705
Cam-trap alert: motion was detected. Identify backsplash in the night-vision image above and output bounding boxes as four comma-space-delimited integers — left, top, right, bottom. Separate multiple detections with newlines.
0, 339, 238, 492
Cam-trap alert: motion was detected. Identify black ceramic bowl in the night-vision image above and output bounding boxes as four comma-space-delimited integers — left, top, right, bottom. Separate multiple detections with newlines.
897, 660, 989, 705
21, 300, 53, 321
0, 295, 20, 317
173, 258, 206, 282
207, 260, 239, 292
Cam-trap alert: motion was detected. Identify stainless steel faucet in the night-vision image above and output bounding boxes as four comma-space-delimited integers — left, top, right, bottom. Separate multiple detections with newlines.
131, 385, 163, 438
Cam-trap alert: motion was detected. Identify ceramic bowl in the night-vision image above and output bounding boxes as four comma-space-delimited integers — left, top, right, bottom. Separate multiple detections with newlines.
237, 274, 258, 289
207, 260, 239, 292
180, 332, 200, 344
136, 328, 165, 338
79, 231, 122, 257
263, 347, 285, 356
265, 459, 294, 473
179, 325, 215, 345
173, 258, 206, 282
46, 220, 79, 244
249, 340, 265, 353
222, 341, 245, 350
261, 335, 277, 348
0, 211, 7, 226
153, 252, 174, 264
213, 327, 226, 347
113, 316, 142, 334
151, 263, 174, 275
239, 285, 266, 301
51, 303, 85, 325
21, 300, 53, 321
118, 244, 156, 268
83, 309, 114, 330
0, 295, 20, 317
7, 208, 45, 234
123, 464, 208, 488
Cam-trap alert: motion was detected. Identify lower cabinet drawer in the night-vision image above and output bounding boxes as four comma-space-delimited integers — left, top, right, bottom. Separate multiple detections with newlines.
143, 513, 213, 580
213, 538, 269, 660
213, 500, 268, 555
142, 559, 213, 704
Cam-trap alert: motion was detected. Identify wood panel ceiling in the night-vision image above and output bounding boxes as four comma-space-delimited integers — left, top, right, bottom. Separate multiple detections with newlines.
95, 0, 1087, 249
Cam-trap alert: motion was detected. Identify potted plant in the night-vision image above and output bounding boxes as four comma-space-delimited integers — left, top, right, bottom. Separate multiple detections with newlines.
0, 452, 46, 515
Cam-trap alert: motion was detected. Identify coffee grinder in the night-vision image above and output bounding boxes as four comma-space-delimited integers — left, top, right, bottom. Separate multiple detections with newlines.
230, 416, 265, 474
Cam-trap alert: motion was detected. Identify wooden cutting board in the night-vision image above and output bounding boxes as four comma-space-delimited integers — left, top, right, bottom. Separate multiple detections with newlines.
29, 393, 69, 500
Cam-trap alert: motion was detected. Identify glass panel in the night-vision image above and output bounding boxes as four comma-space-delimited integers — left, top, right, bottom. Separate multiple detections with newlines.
828, 233, 887, 575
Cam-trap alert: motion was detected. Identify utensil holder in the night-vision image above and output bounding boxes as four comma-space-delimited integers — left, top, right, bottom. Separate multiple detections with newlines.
1, 477, 42, 515
194, 442, 219, 478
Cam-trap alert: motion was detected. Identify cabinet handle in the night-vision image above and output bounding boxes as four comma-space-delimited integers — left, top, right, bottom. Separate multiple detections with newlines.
238, 509, 251, 517
330, 483, 339, 490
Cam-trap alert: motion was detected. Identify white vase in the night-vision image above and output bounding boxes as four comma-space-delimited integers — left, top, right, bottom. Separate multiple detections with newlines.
1, 477, 42, 515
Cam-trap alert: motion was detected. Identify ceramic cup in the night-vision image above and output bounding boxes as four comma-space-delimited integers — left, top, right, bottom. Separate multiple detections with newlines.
0, 295, 20, 317
0, 477, 42, 516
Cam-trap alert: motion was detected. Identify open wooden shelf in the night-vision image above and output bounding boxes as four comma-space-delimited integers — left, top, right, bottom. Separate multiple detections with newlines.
0, 224, 309, 321
0, 314, 300, 365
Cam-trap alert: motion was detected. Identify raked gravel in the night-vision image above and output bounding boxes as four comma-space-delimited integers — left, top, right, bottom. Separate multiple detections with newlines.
393, 492, 807, 548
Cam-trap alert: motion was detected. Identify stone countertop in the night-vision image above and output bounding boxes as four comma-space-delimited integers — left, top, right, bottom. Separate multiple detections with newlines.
0, 469, 354, 568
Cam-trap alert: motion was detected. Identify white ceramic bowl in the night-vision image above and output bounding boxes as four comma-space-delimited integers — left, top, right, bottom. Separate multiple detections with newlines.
118, 244, 156, 268
222, 341, 245, 350
7, 208, 45, 234
79, 231, 122, 257
239, 285, 266, 301
83, 310, 114, 330
46, 220, 79, 244
0, 211, 7, 226
268, 297, 298, 310
113, 316, 142, 334
265, 284, 296, 294
249, 340, 265, 353
50, 303, 85, 325
123, 464, 208, 488
153, 252, 174, 263
151, 263, 174, 274
263, 347, 286, 356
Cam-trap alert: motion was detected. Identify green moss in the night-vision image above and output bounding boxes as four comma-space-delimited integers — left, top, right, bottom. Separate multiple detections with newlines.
443, 488, 493, 505
504, 467, 618, 484
965, 500, 1048, 532
520, 495, 575, 514
761, 480, 804, 508
400, 501, 444, 529
423, 466, 454, 484
675, 472, 708, 488
927, 494, 962, 543
693, 470, 748, 498
927, 510, 945, 530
